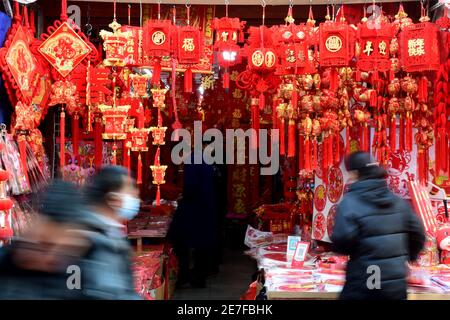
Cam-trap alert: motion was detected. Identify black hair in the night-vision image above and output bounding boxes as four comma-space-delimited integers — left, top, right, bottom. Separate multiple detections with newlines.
345, 151, 387, 180
84, 166, 130, 206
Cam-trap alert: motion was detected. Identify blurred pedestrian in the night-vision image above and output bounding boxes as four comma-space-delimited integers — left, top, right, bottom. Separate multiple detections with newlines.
331, 151, 425, 300
81, 165, 141, 299
0, 180, 90, 299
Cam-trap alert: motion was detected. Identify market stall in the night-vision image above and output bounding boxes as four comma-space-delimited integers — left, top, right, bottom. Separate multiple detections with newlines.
0, 0, 449, 301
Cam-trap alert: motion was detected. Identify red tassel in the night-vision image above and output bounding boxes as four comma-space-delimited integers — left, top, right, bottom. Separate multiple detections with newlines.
259, 93, 265, 111
288, 120, 296, 158
370, 90, 377, 108
312, 138, 318, 170
18, 136, 29, 186
280, 119, 285, 156
152, 59, 161, 86
223, 69, 230, 90
418, 76, 428, 103
156, 185, 161, 206
60, 109, 65, 170
389, 69, 394, 82
399, 115, 405, 152
363, 125, 370, 153
127, 149, 131, 175
329, 68, 339, 92
112, 144, 117, 166
137, 154, 143, 185
390, 116, 396, 152
184, 68, 193, 93
346, 127, 351, 155
355, 70, 361, 82
272, 98, 279, 130
418, 149, 426, 185
94, 117, 103, 168
298, 134, 304, 172
292, 81, 298, 111
335, 132, 340, 164
329, 134, 334, 165
123, 141, 130, 175
406, 114, 412, 152
72, 115, 79, 157
305, 137, 311, 171
323, 136, 328, 169
250, 99, 260, 150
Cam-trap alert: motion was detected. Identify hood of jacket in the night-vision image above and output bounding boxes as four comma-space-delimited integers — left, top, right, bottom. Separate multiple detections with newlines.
348, 178, 395, 208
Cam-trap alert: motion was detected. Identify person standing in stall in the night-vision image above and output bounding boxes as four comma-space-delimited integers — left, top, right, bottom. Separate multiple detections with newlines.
331, 152, 425, 300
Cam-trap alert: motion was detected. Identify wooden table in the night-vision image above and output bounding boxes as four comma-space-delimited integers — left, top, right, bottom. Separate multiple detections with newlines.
267, 291, 450, 300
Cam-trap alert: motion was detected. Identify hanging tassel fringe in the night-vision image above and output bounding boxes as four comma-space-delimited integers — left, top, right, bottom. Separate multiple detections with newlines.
94, 117, 103, 168
60, 109, 65, 171
137, 154, 143, 185
312, 138, 318, 170
335, 132, 340, 164
399, 115, 405, 152
152, 59, 162, 86
288, 120, 296, 158
329, 68, 339, 92
304, 137, 311, 171
363, 125, 370, 153
390, 116, 396, 152
280, 119, 285, 156
251, 100, 260, 150
72, 115, 79, 157
345, 127, 350, 155
406, 114, 412, 152
156, 185, 161, 206
18, 136, 29, 186
298, 134, 304, 172
184, 68, 193, 93
223, 69, 230, 90
418, 76, 428, 104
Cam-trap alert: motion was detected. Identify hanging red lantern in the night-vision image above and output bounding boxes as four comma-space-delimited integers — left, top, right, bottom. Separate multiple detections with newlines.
399, 19, 441, 72
357, 15, 394, 72
150, 148, 167, 206
212, 13, 246, 89
319, 7, 355, 68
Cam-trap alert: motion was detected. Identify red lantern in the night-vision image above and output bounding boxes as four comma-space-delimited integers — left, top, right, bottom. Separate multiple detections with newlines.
357, 16, 394, 72
399, 21, 441, 72
178, 25, 203, 93
249, 48, 278, 71
319, 14, 355, 67
143, 19, 173, 57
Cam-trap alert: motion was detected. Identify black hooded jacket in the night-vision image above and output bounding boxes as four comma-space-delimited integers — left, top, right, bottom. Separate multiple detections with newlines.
331, 178, 425, 300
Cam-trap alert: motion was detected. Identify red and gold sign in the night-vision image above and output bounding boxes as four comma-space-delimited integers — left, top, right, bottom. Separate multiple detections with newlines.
400, 22, 440, 72
249, 48, 277, 71
100, 20, 131, 67
98, 104, 130, 140
129, 127, 151, 152
357, 17, 394, 72
151, 88, 168, 109
130, 74, 150, 98
319, 19, 355, 67
120, 25, 143, 66
2, 25, 37, 102
178, 26, 203, 64
150, 126, 167, 146
151, 164, 168, 186
143, 20, 172, 57
39, 21, 92, 77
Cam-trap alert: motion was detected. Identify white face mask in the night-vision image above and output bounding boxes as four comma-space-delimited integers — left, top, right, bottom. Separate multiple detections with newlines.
111, 193, 141, 220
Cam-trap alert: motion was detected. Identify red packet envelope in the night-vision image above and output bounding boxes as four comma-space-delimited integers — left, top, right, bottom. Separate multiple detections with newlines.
291, 242, 310, 268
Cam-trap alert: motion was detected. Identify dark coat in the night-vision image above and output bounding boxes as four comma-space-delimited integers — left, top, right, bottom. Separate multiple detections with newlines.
170, 157, 220, 249
331, 178, 425, 300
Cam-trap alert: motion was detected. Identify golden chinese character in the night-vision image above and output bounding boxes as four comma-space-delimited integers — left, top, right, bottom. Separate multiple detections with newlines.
221, 31, 229, 42
265, 51, 276, 68
285, 49, 296, 63
251, 50, 264, 67
363, 41, 374, 56
233, 184, 245, 198
152, 31, 166, 46
378, 41, 387, 55
234, 198, 246, 214
408, 38, 425, 57
233, 89, 243, 99
182, 38, 195, 52
325, 35, 342, 53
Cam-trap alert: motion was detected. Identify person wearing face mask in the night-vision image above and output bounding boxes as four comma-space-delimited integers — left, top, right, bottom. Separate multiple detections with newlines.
80, 166, 142, 300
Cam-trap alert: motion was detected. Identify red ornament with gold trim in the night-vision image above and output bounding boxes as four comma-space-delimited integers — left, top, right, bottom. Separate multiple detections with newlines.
399, 11, 441, 72
177, 22, 203, 93
319, 7, 355, 67
100, 20, 131, 67
357, 14, 394, 72
130, 74, 150, 98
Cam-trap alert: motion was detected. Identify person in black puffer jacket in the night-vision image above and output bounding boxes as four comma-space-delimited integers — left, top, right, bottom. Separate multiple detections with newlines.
331, 152, 425, 300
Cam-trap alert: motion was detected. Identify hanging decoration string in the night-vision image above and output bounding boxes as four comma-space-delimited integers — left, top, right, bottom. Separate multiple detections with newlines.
128, 4, 131, 25
225, 0, 229, 18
